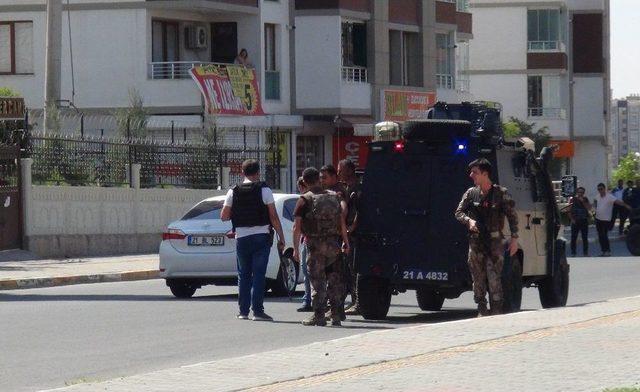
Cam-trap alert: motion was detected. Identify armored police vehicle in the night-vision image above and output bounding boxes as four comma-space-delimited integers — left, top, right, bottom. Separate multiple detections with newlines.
354, 102, 569, 319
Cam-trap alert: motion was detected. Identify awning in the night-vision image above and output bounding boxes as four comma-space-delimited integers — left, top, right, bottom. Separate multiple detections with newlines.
342, 116, 376, 137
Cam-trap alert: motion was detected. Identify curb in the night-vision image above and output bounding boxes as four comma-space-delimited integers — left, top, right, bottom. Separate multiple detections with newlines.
0, 270, 160, 291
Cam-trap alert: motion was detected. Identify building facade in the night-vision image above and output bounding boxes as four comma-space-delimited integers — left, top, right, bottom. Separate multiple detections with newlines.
467, 0, 610, 194
0, 0, 476, 189
610, 95, 640, 170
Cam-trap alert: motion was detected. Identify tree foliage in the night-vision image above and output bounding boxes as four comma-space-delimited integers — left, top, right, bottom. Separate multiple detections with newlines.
502, 117, 552, 155
0, 87, 20, 97
612, 153, 640, 182
114, 88, 148, 138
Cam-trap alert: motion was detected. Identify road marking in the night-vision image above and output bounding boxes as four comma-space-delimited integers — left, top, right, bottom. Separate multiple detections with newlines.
244, 309, 640, 391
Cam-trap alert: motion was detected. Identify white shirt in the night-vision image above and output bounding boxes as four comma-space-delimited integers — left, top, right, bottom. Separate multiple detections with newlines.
594, 193, 617, 221
223, 178, 274, 239
612, 188, 624, 200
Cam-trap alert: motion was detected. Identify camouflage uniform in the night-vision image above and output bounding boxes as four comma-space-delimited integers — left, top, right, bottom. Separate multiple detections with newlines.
455, 184, 518, 312
340, 180, 361, 308
299, 188, 345, 323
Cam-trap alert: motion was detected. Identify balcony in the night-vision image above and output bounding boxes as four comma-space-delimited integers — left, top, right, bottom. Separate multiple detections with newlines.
150, 61, 215, 80
527, 41, 565, 52
456, 78, 470, 92
437, 74, 454, 89
341, 66, 368, 83
528, 107, 567, 119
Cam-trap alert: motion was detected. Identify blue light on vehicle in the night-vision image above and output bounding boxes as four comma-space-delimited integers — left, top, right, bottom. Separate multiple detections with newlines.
454, 140, 468, 154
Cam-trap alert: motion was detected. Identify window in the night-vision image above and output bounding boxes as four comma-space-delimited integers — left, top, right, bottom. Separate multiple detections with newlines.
389, 30, 422, 87
436, 33, 454, 89
456, 0, 469, 12
296, 136, 324, 178
264, 23, 280, 100
0, 21, 34, 74
341, 21, 367, 67
182, 200, 223, 220
152, 20, 179, 62
282, 198, 298, 222
527, 9, 564, 51
527, 75, 562, 118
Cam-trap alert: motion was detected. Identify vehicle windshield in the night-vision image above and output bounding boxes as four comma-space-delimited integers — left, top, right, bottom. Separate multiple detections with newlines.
182, 200, 224, 220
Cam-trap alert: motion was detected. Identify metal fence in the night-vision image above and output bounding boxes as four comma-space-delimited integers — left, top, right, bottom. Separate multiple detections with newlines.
18, 131, 282, 189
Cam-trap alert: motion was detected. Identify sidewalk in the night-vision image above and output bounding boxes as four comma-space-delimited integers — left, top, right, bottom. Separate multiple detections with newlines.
45, 295, 640, 392
0, 251, 159, 290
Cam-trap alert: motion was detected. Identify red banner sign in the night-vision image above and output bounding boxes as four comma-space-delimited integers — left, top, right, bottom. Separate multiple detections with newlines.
332, 135, 371, 170
190, 65, 264, 116
381, 90, 436, 122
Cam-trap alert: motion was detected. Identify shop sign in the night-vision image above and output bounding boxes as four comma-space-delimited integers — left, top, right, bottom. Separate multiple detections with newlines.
332, 135, 371, 169
549, 140, 575, 158
381, 90, 436, 122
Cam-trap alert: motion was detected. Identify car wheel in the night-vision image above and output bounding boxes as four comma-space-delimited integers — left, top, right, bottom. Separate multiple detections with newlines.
357, 275, 391, 320
270, 254, 299, 297
538, 242, 569, 308
626, 224, 640, 256
502, 253, 523, 313
167, 279, 197, 299
415, 288, 445, 311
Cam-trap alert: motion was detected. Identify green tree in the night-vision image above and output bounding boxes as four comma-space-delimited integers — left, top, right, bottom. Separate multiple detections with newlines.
612, 153, 640, 182
114, 88, 148, 138
0, 87, 19, 97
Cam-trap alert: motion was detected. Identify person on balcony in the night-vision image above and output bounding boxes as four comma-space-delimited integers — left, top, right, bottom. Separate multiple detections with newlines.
234, 49, 253, 68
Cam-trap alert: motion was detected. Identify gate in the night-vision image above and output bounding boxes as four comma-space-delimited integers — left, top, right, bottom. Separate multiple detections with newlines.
0, 144, 21, 250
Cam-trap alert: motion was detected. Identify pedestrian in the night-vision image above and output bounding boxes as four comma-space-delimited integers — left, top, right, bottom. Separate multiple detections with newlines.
623, 180, 636, 221
319, 164, 349, 320
292, 167, 350, 326
455, 158, 519, 317
611, 179, 628, 235
296, 176, 313, 312
568, 187, 591, 256
593, 183, 631, 257
221, 159, 286, 321
234, 48, 253, 67
337, 159, 361, 316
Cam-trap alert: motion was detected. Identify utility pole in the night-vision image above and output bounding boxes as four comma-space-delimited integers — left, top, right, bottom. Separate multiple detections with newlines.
44, 0, 62, 134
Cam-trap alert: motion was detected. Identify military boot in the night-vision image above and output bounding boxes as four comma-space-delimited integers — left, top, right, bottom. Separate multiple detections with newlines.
477, 302, 490, 317
302, 311, 327, 327
490, 300, 504, 316
330, 310, 342, 327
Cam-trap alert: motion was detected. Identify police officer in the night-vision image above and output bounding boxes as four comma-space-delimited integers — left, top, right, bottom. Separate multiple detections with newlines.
337, 159, 361, 315
293, 167, 350, 326
221, 159, 286, 322
455, 158, 519, 316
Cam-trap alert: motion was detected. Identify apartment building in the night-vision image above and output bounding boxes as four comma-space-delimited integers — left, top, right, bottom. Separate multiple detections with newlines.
467, 0, 610, 193
293, 0, 474, 174
610, 95, 640, 168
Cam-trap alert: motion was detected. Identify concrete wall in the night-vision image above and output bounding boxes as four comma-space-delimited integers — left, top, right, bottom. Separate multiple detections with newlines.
572, 140, 608, 199
294, 15, 342, 109
468, 6, 526, 71
20, 159, 226, 258
573, 76, 606, 138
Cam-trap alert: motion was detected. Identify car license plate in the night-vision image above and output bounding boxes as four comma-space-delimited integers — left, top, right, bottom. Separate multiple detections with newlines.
402, 269, 448, 281
188, 235, 225, 246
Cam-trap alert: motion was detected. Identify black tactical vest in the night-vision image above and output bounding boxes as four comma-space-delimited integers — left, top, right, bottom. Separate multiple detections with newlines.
231, 182, 270, 228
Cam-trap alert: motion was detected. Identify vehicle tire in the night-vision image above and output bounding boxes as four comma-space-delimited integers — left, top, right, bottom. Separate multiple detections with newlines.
270, 253, 299, 297
167, 279, 197, 299
502, 254, 523, 313
538, 242, 570, 308
357, 275, 391, 320
626, 224, 640, 256
415, 288, 445, 311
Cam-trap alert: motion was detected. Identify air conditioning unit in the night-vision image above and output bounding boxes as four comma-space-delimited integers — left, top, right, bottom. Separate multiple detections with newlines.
186, 25, 208, 50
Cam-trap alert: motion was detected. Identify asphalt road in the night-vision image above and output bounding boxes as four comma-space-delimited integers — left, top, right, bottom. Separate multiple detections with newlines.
1, 240, 637, 392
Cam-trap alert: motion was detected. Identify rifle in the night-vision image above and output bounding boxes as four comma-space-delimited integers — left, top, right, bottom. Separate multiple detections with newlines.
471, 187, 494, 256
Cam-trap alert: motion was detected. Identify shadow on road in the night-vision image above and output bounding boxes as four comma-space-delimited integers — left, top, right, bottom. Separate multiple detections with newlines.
350, 308, 480, 325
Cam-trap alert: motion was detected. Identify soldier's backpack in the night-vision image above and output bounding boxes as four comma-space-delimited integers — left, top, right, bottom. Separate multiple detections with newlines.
302, 191, 341, 237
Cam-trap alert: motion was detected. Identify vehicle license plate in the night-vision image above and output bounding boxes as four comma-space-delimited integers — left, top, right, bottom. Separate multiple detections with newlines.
402, 269, 448, 281
188, 235, 225, 246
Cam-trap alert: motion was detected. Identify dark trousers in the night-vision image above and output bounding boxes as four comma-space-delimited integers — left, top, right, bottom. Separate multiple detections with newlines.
236, 233, 271, 315
570, 220, 589, 255
613, 205, 629, 234
595, 219, 611, 253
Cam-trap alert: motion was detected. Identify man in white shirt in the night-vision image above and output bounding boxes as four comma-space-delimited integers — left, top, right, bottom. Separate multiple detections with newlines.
221, 159, 285, 321
594, 183, 631, 256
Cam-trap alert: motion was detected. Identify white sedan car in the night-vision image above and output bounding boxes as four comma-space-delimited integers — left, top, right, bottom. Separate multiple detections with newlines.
159, 193, 301, 298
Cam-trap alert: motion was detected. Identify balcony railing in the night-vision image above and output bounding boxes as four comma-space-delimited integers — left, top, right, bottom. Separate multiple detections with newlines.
437, 74, 454, 89
341, 66, 368, 83
456, 78, 470, 92
528, 107, 567, 119
527, 41, 564, 52
149, 61, 250, 80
